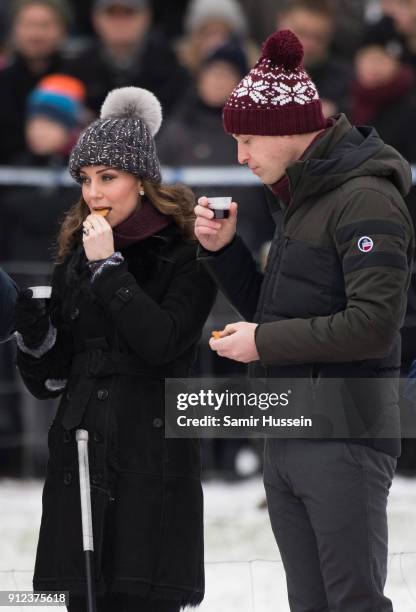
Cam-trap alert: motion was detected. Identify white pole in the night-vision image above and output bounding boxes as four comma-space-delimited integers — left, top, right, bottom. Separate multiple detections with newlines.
76, 429, 94, 551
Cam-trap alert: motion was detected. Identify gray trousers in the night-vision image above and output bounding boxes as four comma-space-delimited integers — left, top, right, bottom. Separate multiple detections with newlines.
263, 439, 396, 612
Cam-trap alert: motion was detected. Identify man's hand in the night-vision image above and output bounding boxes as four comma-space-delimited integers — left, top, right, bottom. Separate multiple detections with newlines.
194, 196, 238, 252
82, 213, 115, 261
209, 322, 259, 363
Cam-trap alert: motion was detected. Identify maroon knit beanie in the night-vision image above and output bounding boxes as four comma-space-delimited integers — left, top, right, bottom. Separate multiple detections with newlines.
223, 30, 327, 136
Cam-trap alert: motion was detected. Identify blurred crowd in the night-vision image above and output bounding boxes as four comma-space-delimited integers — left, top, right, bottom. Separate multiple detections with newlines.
1, 0, 416, 478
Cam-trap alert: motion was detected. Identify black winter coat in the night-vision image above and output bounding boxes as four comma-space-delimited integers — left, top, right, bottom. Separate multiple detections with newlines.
17, 223, 216, 604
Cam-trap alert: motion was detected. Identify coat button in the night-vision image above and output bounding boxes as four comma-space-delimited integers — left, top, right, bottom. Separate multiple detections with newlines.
97, 389, 108, 401
93, 431, 102, 443
91, 473, 102, 485
70, 308, 80, 321
63, 431, 71, 443
63, 472, 72, 485
153, 417, 164, 428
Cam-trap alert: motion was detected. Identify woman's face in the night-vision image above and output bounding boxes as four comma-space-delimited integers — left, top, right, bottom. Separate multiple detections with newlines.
79, 165, 143, 227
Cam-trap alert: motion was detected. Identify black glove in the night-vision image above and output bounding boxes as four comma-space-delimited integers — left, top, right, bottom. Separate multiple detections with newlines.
15, 288, 50, 349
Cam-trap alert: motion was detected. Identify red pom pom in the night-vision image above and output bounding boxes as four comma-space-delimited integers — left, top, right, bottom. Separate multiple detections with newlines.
262, 30, 304, 70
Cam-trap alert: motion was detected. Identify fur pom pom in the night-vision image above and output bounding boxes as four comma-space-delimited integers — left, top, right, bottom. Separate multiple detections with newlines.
262, 30, 304, 70
100, 87, 163, 136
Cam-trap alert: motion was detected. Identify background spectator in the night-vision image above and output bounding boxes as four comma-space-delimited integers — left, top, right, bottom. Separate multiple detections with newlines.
0, 0, 72, 163
67, 0, 191, 41
351, 32, 416, 158
239, 0, 366, 59
1, 73, 85, 264
66, 0, 189, 118
277, 0, 353, 117
158, 42, 247, 168
368, 0, 416, 69
177, 0, 258, 74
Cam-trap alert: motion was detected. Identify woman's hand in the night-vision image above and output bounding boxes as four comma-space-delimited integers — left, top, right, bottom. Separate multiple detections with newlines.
82, 214, 115, 262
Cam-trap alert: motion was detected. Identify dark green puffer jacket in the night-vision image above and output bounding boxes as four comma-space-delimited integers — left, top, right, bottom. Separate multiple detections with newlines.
199, 114, 415, 457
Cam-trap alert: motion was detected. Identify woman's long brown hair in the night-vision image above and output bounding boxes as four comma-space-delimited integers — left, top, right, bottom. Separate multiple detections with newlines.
56, 180, 197, 262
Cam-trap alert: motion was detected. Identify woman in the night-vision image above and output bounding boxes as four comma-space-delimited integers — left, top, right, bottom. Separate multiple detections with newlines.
14, 87, 216, 612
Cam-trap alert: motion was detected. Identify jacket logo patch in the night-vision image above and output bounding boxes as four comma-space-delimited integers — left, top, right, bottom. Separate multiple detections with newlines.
358, 236, 374, 253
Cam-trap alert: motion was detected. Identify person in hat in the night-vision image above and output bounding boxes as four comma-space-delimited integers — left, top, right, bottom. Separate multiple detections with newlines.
14, 86, 216, 611
178, 0, 259, 74
158, 41, 249, 168
24, 73, 86, 157
194, 29, 414, 611
1, 74, 86, 271
0, 268, 17, 342
66, 0, 189, 118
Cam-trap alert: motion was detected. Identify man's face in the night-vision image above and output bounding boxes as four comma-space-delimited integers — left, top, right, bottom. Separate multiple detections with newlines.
13, 4, 65, 60
93, 5, 151, 49
233, 134, 299, 185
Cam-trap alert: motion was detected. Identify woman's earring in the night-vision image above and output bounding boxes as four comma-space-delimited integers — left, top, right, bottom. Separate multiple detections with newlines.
139, 189, 145, 196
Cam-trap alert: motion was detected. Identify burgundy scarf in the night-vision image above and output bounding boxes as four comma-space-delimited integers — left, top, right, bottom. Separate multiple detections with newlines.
113, 197, 172, 249
351, 65, 415, 126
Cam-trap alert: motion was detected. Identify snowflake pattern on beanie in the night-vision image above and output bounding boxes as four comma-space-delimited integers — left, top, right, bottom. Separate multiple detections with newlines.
223, 30, 326, 136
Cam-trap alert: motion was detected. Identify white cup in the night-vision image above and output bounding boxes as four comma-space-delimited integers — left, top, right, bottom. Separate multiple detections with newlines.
207, 196, 232, 219
28, 286, 52, 299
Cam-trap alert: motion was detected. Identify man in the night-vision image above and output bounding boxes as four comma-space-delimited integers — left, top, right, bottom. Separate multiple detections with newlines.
66, 0, 189, 118
194, 29, 414, 612
0, 268, 17, 342
0, 0, 72, 163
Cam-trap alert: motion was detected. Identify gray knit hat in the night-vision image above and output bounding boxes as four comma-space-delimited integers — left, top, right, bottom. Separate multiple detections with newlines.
185, 0, 247, 36
69, 87, 163, 184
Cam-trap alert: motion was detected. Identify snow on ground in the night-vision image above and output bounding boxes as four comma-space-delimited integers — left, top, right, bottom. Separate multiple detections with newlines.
0, 476, 416, 611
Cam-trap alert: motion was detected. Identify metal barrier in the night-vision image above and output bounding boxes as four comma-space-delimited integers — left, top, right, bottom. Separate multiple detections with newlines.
0, 164, 415, 187
0, 165, 261, 187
